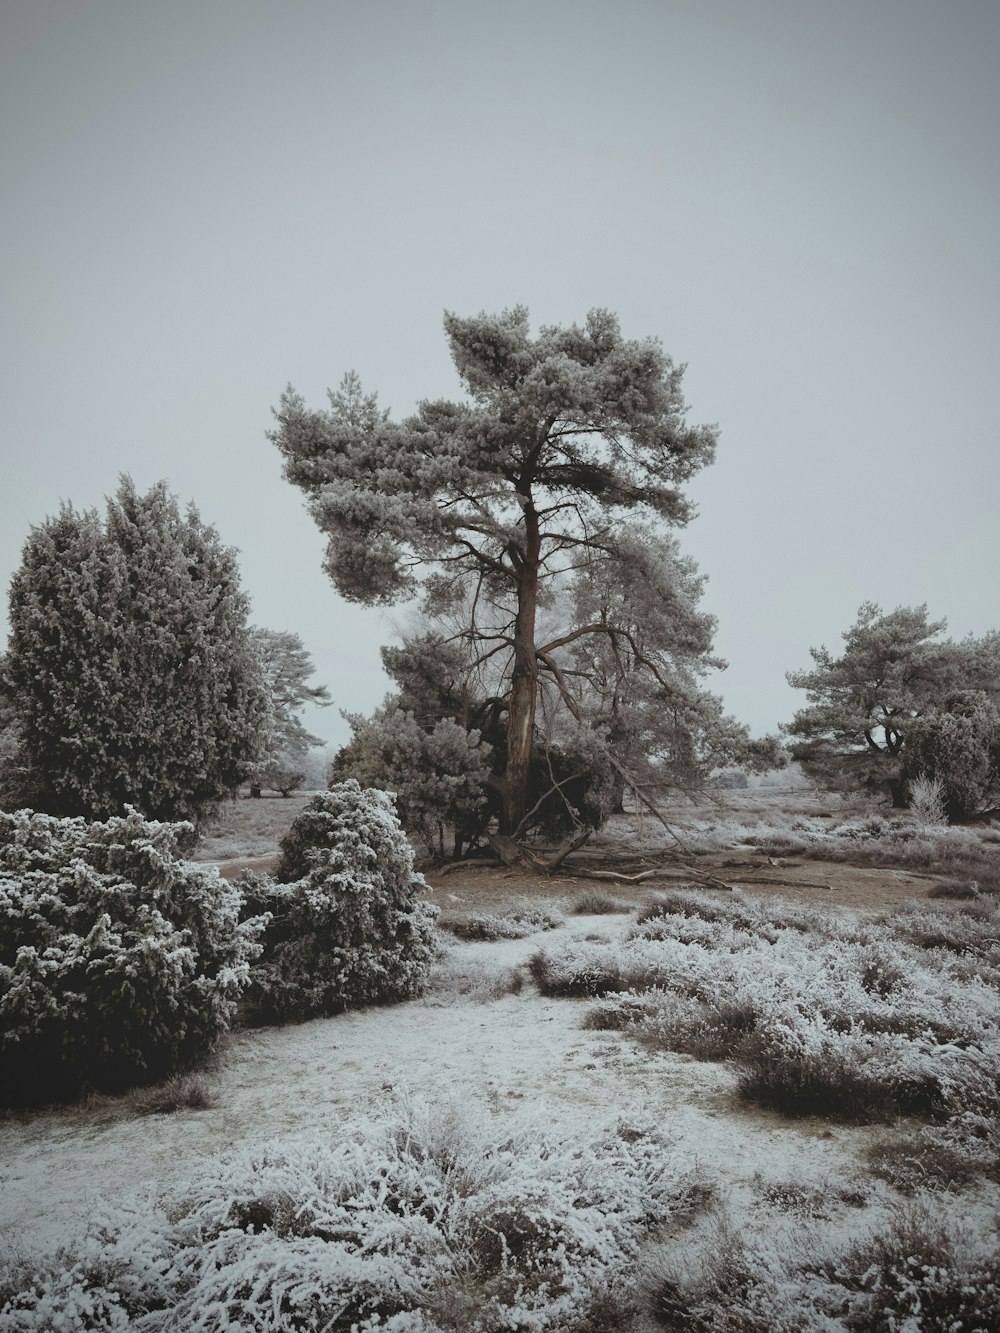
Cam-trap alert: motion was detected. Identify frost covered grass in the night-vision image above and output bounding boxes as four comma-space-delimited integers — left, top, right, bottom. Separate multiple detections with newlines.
0, 1098, 707, 1333
422, 954, 526, 1004
439, 906, 564, 941
649, 1207, 1000, 1332
533, 891, 1000, 1122
194, 791, 315, 861
674, 805, 1000, 893
569, 890, 635, 915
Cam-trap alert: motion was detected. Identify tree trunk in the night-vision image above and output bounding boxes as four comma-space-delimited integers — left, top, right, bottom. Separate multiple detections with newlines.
502, 501, 540, 835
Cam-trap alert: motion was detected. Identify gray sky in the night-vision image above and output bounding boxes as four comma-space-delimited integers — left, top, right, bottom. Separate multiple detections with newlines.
2, 0, 998, 747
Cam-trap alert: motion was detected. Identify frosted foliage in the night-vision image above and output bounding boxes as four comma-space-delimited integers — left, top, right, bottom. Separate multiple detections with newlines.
270, 310, 756, 835
903, 692, 1000, 821
335, 704, 491, 850
537, 892, 1000, 1121
0, 1099, 702, 1331
241, 782, 438, 1022
4, 477, 269, 820
786, 602, 1000, 806
907, 773, 948, 827
653, 1211, 1000, 1331
0, 808, 260, 1104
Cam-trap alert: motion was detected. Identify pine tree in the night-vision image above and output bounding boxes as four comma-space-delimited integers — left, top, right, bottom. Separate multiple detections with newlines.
271, 307, 730, 836
5, 477, 269, 820
785, 603, 1000, 808
247, 628, 330, 796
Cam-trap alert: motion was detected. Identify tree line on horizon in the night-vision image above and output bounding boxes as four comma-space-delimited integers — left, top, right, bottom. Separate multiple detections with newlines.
1, 307, 997, 848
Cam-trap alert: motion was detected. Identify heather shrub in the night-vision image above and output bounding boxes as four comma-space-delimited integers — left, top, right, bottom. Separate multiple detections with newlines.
423, 955, 526, 1004
0, 808, 258, 1106
240, 781, 438, 1023
0, 1099, 706, 1332
533, 893, 1000, 1122
868, 1111, 1000, 1193
650, 1209, 1000, 1332
636, 890, 835, 942
876, 898, 1000, 967
529, 937, 674, 997
570, 890, 634, 915
440, 906, 563, 941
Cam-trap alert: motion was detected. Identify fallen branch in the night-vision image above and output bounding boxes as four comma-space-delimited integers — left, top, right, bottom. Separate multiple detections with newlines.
485, 827, 592, 874
604, 754, 694, 856
571, 868, 662, 885
435, 857, 497, 876
728, 875, 833, 890
571, 862, 733, 890
543, 827, 593, 873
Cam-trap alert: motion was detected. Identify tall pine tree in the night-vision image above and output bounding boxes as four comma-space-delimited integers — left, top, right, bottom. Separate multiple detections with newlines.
271, 307, 730, 836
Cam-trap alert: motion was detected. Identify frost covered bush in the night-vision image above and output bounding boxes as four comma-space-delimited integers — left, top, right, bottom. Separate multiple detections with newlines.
651, 1209, 1000, 1332
529, 936, 675, 998
636, 889, 838, 942
868, 1111, 1000, 1193
0, 809, 258, 1105
422, 954, 525, 1004
0, 1098, 705, 1332
907, 773, 949, 827
533, 892, 1000, 1121
440, 906, 563, 941
239, 781, 438, 1023
570, 890, 634, 915
876, 899, 1000, 976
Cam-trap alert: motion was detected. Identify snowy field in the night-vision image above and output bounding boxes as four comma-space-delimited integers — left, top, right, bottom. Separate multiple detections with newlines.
2, 796, 999, 1329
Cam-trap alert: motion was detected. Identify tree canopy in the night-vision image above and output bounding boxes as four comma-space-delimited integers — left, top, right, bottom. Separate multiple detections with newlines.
785, 602, 1000, 812
3, 477, 269, 820
272, 307, 768, 843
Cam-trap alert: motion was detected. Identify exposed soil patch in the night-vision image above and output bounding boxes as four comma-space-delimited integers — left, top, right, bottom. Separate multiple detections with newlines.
424, 854, 937, 920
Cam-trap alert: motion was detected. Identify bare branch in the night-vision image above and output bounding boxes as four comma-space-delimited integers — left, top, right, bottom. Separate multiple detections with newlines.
511, 768, 587, 840
536, 650, 583, 721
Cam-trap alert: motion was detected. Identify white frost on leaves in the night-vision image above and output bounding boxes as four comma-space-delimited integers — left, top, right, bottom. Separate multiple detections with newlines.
536, 891, 1000, 1120
0, 1097, 703, 1332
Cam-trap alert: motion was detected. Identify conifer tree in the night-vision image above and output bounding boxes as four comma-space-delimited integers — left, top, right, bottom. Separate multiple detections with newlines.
271, 307, 732, 836
785, 603, 1000, 809
5, 477, 268, 820
247, 628, 331, 797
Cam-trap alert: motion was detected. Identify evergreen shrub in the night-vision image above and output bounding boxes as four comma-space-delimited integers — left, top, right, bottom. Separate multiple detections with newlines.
0, 809, 259, 1105
240, 781, 439, 1023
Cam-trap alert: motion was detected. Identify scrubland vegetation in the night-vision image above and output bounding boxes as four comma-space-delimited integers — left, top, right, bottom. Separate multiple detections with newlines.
2, 791, 999, 1330
0, 783, 436, 1107
1, 307, 998, 1327
0, 1098, 709, 1332
535, 888, 1000, 1123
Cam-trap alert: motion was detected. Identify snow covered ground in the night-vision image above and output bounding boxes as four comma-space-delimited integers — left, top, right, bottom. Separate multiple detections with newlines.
3, 884, 998, 1330
0, 913, 948, 1251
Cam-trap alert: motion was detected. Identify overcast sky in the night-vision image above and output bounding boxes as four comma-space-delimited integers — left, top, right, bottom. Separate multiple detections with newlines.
2, 0, 997, 748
